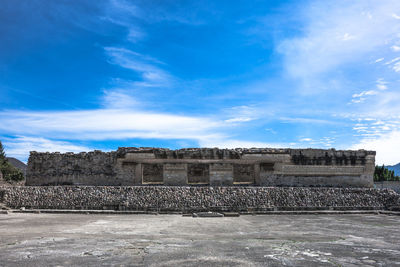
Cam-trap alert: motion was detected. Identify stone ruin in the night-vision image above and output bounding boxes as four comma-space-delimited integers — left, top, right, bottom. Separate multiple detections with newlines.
2, 147, 400, 212
26, 147, 375, 188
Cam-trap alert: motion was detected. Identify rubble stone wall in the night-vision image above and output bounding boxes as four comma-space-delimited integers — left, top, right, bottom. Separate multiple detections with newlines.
27, 151, 121, 186
26, 148, 376, 187
375, 181, 400, 193
0, 186, 398, 211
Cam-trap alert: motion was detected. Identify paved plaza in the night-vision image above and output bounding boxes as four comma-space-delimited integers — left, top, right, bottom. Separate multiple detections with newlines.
0, 213, 399, 266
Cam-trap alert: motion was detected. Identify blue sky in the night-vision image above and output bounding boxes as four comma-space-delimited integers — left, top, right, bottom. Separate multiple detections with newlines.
1, 0, 400, 165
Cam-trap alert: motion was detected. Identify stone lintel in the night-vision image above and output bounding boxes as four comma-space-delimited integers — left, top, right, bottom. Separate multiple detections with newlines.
242, 153, 291, 163
123, 153, 156, 160
119, 159, 278, 164
277, 165, 365, 176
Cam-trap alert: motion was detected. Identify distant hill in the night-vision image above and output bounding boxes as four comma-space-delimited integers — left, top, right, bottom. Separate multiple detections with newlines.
386, 163, 400, 177
6, 157, 27, 176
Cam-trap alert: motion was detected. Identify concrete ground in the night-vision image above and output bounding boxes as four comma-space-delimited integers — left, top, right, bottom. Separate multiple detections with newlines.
0, 213, 399, 266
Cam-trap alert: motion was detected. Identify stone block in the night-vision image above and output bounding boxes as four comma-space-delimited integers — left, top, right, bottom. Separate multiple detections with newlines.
124, 153, 155, 160
210, 163, 233, 186
281, 165, 365, 176
164, 163, 187, 186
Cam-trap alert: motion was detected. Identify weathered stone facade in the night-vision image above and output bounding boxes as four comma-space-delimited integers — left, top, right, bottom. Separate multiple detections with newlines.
1, 186, 398, 211
26, 147, 376, 187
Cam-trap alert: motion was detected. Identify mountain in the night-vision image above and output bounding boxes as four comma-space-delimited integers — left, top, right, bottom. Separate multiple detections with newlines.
6, 157, 27, 176
386, 163, 400, 177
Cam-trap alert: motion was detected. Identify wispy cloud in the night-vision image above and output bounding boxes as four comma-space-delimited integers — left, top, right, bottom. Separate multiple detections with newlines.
0, 104, 293, 161
0, 109, 223, 141
198, 138, 287, 149
351, 90, 378, 103
279, 0, 400, 79
4, 0, 400, 166
2, 136, 91, 162
297, 136, 336, 148
271, 0, 400, 164
107, 0, 215, 26
279, 117, 339, 125
101, 47, 177, 107
105, 47, 173, 88
101, 89, 142, 109
376, 78, 388, 90
391, 45, 400, 52
223, 105, 261, 124
102, 0, 215, 44
350, 79, 389, 103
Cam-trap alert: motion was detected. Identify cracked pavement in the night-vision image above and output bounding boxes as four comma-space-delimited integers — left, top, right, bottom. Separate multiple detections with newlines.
0, 213, 399, 266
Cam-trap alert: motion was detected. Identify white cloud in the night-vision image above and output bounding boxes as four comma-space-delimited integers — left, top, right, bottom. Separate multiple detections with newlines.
342, 33, 355, 41
375, 58, 384, 63
351, 98, 366, 104
355, 91, 400, 118
0, 109, 224, 141
224, 117, 253, 123
352, 90, 378, 98
0, 106, 233, 161
351, 79, 389, 103
279, 1, 400, 79
103, 0, 212, 44
392, 13, 400, 20
198, 138, 287, 149
349, 116, 400, 164
223, 105, 260, 124
376, 78, 388, 90
109, 0, 140, 17
2, 136, 91, 163
101, 0, 147, 43
384, 56, 400, 65
280, 117, 338, 125
393, 62, 400, 72
104, 47, 173, 87
297, 136, 335, 148
127, 28, 145, 43
351, 130, 400, 165
391, 45, 400, 52
102, 89, 141, 109
376, 84, 387, 90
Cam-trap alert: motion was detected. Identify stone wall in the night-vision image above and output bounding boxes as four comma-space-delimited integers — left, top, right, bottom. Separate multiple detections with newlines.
375, 181, 400, 193
26, 147, 376, 187
0, 186, 398, 211
27, 151, 120, 186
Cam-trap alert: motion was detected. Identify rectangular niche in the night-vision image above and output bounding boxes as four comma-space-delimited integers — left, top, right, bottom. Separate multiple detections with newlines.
260, 162, 274, 172
187, 163, 209, 184
142, 163, 163, 184
233, 164, 255, 184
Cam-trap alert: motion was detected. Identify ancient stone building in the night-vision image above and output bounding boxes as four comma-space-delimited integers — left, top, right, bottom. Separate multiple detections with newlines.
26, 147, 375, 187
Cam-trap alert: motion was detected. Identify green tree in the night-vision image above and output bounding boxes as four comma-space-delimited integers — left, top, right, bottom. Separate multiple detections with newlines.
374, 165, 400, 182
0, 141, 6, 165
0, 141, 24, 182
